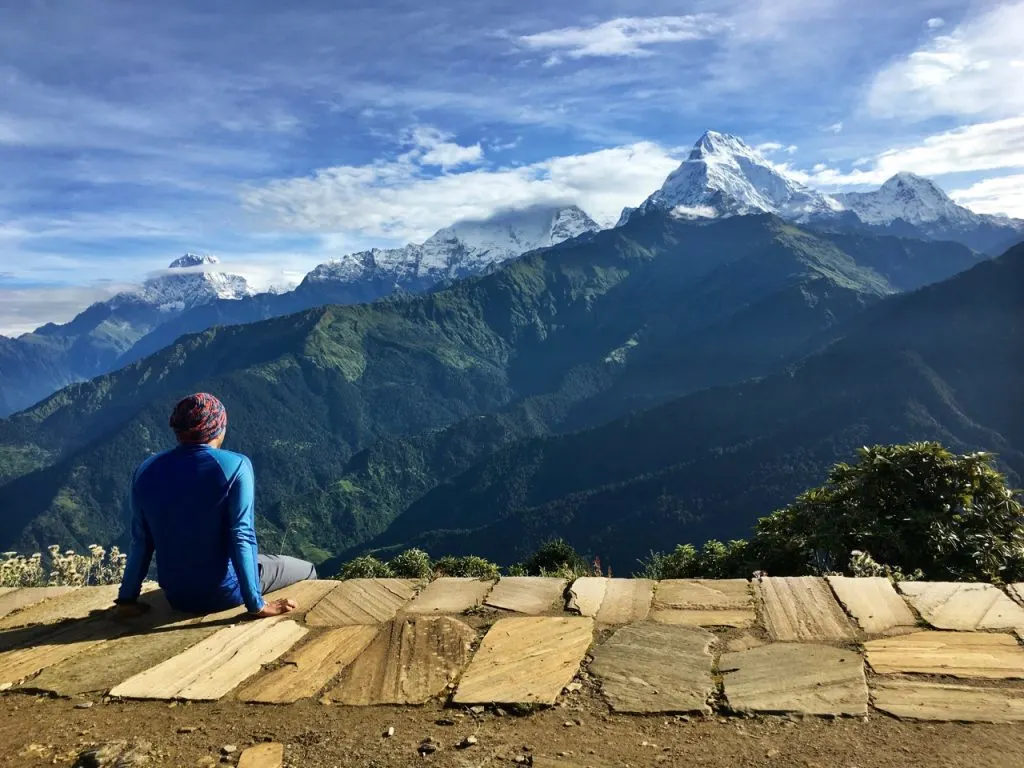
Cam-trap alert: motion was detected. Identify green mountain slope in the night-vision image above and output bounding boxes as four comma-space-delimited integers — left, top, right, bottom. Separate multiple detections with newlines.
356, 244, 1024, 568
0, 213, 983, 556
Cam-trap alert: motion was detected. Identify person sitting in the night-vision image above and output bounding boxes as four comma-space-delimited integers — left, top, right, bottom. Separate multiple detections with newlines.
115, 392, 317, 618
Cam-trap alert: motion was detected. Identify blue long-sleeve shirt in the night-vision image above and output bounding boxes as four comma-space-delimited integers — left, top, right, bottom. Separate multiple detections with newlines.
117, 444, 265, 614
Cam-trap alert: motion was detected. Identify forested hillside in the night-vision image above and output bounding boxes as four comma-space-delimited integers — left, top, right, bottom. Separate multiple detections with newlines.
357, 245, 1023, 568
0, 210, 991, 561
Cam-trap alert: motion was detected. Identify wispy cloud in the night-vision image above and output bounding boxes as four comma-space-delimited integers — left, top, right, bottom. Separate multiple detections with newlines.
243, 137, 680, 238
925, 17, 945, 30
0, 282, 133, 337
824, 121, 843, 133
756, 141, 798, 154
867, 2, 1024, 119
787, 117, 1024, 188
518, 15, 729, 63
404, 126, 483, 169
950, 174, 1024, 219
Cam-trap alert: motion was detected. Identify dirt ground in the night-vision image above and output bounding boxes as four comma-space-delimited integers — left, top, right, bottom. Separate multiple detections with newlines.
3, 691, 1024, 768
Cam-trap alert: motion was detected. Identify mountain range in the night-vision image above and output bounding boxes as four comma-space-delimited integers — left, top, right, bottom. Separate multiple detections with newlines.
0, 207, 999, 561
0, 206, 599, 417
0, 130, 1021, 568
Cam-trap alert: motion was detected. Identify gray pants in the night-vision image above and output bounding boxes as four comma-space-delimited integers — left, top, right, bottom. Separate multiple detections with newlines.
257, 554, 318, 594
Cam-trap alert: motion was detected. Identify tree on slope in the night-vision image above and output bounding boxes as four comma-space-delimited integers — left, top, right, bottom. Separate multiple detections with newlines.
752, 442, 1024, 582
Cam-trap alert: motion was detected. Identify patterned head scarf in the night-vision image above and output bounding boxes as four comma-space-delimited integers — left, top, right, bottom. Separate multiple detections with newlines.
169, 393, 227, 444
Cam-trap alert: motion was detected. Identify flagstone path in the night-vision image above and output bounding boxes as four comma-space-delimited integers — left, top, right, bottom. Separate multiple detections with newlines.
0, 577, 1022, 723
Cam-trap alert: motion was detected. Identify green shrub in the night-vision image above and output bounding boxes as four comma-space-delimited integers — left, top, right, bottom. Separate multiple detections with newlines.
1, 545, 126, 588
636, 540, 750, 579
433, 555, 500, 579
522, 539, 588, 577
388, 548, 433, 580
337, 555, 393, 579
753, 442, 1024, 582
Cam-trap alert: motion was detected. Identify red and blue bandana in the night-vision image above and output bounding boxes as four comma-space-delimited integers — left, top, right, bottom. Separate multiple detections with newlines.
169, 392, 227, 444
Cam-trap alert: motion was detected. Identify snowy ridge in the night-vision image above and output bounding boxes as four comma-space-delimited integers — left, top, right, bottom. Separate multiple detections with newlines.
117, 254, 255, 312
834, 173, 1024, 230
631, 131, 842, 222
304, 205, 599, 287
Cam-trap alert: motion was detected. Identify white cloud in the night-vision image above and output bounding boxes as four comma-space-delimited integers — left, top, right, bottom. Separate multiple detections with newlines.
825, 121, 843, 133
242, 142, 680, 238
755, 141, 798, 155
518, 15, 729, 61
405, 126, 483, 169
868, 2, 1024, 119
797, 117, 1024, 187
949, 174, 1024, 219
926, 17, 945, 30
0, 282, 132, 337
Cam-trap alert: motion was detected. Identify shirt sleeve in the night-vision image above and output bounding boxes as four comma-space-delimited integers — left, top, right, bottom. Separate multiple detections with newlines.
117, 469, 155, 603
226, 457, 265, 613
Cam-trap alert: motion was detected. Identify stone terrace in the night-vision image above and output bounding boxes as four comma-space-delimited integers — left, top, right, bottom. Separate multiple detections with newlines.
2, 576, 1024, 764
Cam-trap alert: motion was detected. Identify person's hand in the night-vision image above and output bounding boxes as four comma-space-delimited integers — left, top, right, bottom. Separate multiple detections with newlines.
249, 597, 297, 618
112, 601, 151, 619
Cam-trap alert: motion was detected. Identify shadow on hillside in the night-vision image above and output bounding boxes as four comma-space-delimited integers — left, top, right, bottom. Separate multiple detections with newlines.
0, 590, 250, 654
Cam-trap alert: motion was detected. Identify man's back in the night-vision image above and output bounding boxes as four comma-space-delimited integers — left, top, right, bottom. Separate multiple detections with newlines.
131, 443, 255, 613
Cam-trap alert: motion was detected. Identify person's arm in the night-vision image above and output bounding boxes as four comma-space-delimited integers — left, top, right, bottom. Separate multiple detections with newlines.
116, 469, 154, 605
226, 457, 265, 614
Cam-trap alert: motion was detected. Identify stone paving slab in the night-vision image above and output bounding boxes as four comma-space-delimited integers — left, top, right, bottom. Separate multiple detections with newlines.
453, 617, 594, 706
565, 578, 656, 622
25, 625, 219, 696
871, 679, 1024, 723
826, 576, 918, 635
327, 616, 476, 705
239, 625, 379, 704
238, 743, 284, 768
589, 623, 714, 713
865, 631, 1024, 679
0, 588, 15, 597
757, 577, 856, 642
1009, 583, 1024, 606
157, 579, 340, 629
0, 585, 128, 630
109, 619, 307, 700
566, 578, 606, 617
721, 643, 868, 716
305, 580, 416, 626
651, 579, 754, 627
898, 582, 1024, 631
403, 577, 494, 615
0, 587, 75, 621
0, 619, 130, 687
485, 577, 567, 614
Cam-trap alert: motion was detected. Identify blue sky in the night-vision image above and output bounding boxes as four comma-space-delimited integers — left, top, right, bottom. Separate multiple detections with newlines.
1, 0, 1023, 334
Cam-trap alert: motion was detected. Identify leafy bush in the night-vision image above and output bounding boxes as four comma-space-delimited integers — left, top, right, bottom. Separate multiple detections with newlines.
388, 548, 433, 580
847, 550, 922, 582
753, 442, 1024, 582
337, 555, 393, 579
636, 540, 750, 579
433, 555, 500, 579
521, 539, 589, 577
0, 545, 126, 587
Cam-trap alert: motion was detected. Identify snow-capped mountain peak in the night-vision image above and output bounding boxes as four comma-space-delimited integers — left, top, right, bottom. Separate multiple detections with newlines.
834, 173, 979, 227
168, 253, 219, 269
123, 254, 254, 311
630, 130, 842, 223
304, 204, 599, 288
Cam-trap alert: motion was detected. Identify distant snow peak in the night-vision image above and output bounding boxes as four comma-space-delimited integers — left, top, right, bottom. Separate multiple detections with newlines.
834, 173, 978, 227
168, 253, 219, 269
137, 253, 254, 311
632, 130, 841, 223
305, 204, 600, 287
